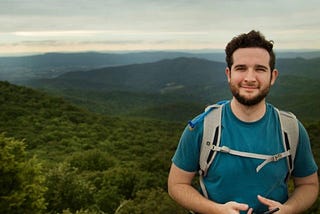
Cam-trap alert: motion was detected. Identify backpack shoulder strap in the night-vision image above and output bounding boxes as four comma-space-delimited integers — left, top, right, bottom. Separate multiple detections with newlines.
198, 103, 223, 198
199, 104, 223, 177
276, 108, 299, 176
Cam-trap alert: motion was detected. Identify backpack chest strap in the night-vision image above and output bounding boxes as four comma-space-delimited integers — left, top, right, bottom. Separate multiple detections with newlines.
212, 145, 291, 172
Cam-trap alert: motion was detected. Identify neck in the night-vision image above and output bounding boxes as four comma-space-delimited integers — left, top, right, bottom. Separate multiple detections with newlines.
230, 98, 266, 122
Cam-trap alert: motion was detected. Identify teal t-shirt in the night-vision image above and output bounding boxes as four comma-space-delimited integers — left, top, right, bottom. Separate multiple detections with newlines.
172, 102, 318, 213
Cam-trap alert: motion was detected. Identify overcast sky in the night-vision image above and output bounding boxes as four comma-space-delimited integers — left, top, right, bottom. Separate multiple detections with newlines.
0, 0, 319, 55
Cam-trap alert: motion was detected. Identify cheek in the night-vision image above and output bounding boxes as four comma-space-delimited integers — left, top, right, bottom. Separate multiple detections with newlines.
257, 75, 272, 85
229, 74, 243, 84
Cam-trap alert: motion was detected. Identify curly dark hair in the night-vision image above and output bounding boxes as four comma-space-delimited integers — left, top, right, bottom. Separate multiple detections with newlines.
225, 30, 275, 70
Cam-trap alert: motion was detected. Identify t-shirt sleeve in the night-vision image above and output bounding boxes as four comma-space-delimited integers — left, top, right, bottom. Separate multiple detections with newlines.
171, 122, 203, 172
292, 121, 318, 177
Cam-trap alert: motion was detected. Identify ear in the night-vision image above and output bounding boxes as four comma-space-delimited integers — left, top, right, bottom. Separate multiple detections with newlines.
270, 69, 278, 85
225, 67, 231, 82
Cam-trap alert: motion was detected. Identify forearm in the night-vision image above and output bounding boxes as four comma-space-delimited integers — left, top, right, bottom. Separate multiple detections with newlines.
168, 164, 250, 213
168, 183, 222, 214
284, 174, 319, 213
284, 184, 318, 213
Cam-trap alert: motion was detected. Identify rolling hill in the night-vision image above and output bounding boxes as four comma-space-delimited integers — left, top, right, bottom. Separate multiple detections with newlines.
0, 80, 188, 213
28, 57, 229, 121
30, 57, 226, 92
0, 79, 319, 213
28, 56, 320, 122
1, 51, 320, 212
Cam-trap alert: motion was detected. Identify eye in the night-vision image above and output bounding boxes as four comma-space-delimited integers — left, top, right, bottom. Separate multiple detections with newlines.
255, 66, 268, 72
234, 65, 246, 71
256, 68, 266, 72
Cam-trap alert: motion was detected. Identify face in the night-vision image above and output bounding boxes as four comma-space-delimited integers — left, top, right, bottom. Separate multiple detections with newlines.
225, 48, 278, 106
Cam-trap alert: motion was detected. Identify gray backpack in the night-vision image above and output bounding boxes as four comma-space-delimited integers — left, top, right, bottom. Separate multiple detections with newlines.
189, 102, 299, 198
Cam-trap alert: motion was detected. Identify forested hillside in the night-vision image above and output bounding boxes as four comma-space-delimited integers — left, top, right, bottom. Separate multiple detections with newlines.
1, 80, 319, 213
1, 52, 320, 213
28, 57, 230, 121
29, 57, 320, 122
30, 57, 226, 93
0, 81, 188, 213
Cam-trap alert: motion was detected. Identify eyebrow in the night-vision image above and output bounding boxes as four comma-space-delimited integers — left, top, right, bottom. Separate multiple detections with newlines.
233, 64, 269, 70
233, 64, 247, 69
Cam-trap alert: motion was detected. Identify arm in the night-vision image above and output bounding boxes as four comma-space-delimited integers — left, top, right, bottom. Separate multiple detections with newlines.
168, 163, 250, 214
258, 172, 319, 214
285, 172, 319, 213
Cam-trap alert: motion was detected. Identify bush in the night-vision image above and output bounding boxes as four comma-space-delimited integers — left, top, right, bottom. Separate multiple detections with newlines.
44, 163, 96, 213
0, 134, 47, 213
115, 188, 187, 214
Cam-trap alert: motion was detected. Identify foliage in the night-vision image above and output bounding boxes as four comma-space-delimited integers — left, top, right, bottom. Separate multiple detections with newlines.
44, 163, 96, 213
0, 134, 47, 213
0, 80, 319, 213
67, 149, 116, 171
27, 57, 320, 122
115, 188, 187, 214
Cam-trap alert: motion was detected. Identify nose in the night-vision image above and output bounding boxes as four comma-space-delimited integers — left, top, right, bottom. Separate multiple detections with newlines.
244, 69, 256, 82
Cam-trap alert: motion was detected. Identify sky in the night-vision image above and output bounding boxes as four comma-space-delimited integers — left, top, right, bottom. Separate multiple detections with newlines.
0, 0, 319, 56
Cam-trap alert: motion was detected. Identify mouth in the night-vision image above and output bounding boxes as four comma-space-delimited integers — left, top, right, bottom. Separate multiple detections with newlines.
241, 85, 258, 90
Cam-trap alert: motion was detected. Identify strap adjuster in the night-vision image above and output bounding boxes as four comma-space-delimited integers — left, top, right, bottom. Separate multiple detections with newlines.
272, 153, 282, 161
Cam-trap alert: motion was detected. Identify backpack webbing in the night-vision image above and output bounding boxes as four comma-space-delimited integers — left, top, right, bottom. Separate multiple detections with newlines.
198, 103, 299, 198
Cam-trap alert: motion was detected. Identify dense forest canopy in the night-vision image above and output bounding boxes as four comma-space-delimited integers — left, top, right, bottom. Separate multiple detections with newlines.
0, 81, 188, 213
0, 52, 319, 213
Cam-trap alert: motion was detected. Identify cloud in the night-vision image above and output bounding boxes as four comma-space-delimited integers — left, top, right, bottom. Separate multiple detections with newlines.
0, 0, 319, 55
13, 31, 106, 37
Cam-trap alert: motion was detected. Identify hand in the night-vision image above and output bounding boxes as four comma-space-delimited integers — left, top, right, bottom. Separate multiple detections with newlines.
257, 195, 288, 213
219, 201, 250, 213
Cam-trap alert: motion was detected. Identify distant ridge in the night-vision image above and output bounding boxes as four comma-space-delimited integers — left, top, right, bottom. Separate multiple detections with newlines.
28, 56, 320, 121
31, 57, 227, 93
1, 50, 320, 83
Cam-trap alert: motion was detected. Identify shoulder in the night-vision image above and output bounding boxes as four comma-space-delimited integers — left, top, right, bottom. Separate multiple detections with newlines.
188, 103, 225, 130
172, 114, 204, 172
183, 101, 230, 145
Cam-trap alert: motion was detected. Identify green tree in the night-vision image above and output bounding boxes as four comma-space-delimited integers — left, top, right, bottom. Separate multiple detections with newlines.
0, 134, 47, 213
95, 166, 138, 213
115, 188, 187, 214
44, 162, 96, 213
68, 149, 116, 171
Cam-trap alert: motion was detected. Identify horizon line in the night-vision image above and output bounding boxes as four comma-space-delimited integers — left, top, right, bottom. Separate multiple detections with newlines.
1, 48, 320, 57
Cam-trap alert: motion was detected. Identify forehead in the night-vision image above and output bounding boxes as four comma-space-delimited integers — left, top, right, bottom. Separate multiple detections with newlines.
232, 48, 270, 66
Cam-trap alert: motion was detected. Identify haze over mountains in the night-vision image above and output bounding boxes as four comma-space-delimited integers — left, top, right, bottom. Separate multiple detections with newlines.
0, 51, 225, 82
1, 50, 320, 82
32, 57, 226, 93
0, 51, 319, 121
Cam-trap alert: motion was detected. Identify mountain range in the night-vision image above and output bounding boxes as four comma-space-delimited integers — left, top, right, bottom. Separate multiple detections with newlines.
21, 53, 320, 122
30, 57, 226, 93
0, 51, 319, 121
1, 50, 320, 83
1, 50, 319, 212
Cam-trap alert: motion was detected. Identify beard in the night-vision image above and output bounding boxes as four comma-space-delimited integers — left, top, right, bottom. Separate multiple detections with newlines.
229, 82, 271, 106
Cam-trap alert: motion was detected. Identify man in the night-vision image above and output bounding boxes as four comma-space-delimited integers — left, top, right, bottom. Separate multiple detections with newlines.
168, 30, 318, 214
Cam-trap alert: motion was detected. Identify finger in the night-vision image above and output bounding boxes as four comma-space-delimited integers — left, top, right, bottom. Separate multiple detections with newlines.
263, 207, 280, 214
247, 207, 254, 214
230, 201, 249, 211
257, 195, 278, 207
